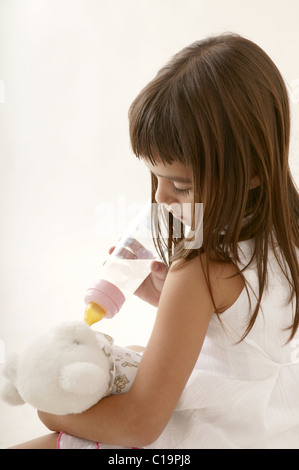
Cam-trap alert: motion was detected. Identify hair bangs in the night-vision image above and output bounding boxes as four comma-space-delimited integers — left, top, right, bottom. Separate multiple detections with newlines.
129, 77, 188, 167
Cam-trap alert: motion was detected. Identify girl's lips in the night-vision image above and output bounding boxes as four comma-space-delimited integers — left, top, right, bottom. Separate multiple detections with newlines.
168, 208, 184, 221
167, 206, 192, 225
167, 207, 179, 218
163, 204, 190, 224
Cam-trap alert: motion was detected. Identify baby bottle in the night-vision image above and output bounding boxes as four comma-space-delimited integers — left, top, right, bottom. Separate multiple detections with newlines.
84, 200, 160, 326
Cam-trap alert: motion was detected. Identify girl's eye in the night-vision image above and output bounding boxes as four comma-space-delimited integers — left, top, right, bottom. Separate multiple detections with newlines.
173, 186, 191, 196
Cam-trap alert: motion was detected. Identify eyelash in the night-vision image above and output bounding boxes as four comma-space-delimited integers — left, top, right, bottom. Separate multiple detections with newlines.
173, 186, 191, 196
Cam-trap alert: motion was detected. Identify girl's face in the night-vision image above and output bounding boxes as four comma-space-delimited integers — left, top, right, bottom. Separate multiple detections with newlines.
145, 159, 194, 226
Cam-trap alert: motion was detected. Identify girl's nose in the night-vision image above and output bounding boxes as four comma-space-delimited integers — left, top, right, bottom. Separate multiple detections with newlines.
155, 180, 173, 205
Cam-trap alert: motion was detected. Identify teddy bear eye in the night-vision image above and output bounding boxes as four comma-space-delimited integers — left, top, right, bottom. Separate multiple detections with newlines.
73, 339, 81, 345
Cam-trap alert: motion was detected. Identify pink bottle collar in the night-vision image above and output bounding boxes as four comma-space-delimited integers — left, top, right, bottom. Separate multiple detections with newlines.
84, 279, 126, 319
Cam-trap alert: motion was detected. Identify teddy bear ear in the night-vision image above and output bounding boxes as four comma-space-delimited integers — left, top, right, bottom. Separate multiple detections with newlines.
0, 379, 25, 406
2, 352, 19, 382
1, 353, 25, 406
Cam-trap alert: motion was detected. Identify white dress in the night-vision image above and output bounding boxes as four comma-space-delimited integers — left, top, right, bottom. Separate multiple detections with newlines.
58, 240, 299, 449
146, 240, 299, 449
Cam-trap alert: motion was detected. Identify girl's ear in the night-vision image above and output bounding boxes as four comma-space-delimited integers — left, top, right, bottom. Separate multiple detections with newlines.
249, 174, 260, 189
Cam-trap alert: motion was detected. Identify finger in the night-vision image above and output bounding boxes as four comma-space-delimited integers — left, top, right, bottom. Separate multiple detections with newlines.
150, 261, 168, 277
150, 260, 167, 271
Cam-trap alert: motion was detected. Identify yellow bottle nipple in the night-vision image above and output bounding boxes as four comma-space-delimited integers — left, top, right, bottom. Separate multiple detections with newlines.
84, 302, 106, 326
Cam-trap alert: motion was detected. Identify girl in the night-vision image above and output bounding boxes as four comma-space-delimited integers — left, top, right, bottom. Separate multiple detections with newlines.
13, 32, 299, 449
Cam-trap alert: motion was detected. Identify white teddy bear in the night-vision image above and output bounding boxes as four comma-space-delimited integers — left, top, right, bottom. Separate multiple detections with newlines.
1, 322, 141, 415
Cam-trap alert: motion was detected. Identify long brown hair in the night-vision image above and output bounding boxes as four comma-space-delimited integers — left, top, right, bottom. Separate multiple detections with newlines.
128, 33, 299, 341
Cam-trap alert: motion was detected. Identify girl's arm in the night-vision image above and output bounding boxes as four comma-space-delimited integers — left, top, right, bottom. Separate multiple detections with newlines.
38, 255, 240, 448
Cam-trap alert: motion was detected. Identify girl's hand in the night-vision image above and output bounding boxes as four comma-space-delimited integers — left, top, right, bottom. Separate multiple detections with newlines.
108, 246, 168, 307
135, 260, 168, 307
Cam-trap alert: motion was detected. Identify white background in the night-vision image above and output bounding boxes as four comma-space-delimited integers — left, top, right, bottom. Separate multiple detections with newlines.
0, 0, 298, 448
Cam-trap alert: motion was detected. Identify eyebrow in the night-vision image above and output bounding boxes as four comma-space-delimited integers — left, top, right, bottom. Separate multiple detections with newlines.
153, 173, 192, 184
